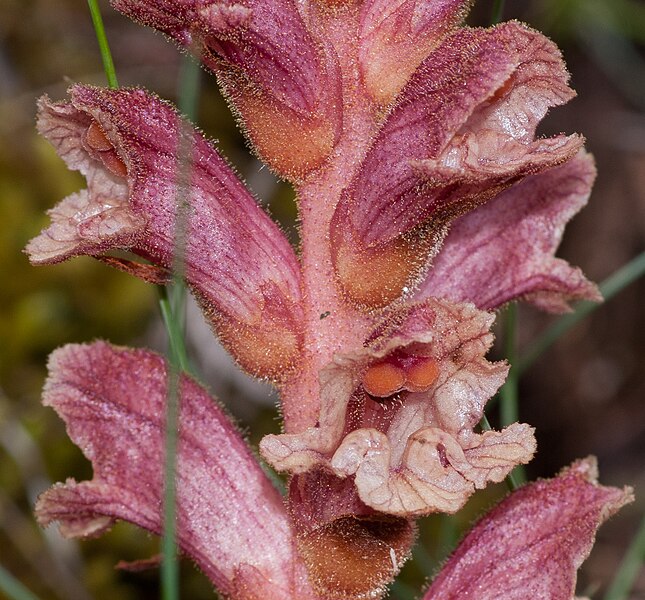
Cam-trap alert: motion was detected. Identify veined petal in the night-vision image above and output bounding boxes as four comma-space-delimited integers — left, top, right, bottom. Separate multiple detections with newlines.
26, 86, 304, 379
331, 22, 582, 309
36, 342, 316, 599
359, 0, 471, 105
111, 0, 341, 178
418, 152, 601, 312
261, 298, 535, 516
423, 457, 634, 600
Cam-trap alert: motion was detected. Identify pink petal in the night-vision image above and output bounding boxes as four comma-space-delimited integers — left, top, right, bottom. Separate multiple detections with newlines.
26, 86, 304, 378
359, 0, 469, 104
36, 342, 315, 599
423, 457, 634, 600
261, 298, 535, 516
111, 0, 341, 178
331, 22, 582, 308
418, 152, 601, 311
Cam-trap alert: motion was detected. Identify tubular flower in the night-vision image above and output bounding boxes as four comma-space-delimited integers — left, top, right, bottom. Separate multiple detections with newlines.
27, 86, 304, 379
111, 0, 342, 178
29, 0, 620, 598
422, 458, 633, 600
261, 298, 536, 516
36, 343, 317, 599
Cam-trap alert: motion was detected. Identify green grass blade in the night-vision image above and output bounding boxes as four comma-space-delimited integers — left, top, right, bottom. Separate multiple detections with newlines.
414, 536, 439, 575
389, 579, 417, 600
87, 0, 118, 88
0, 565, 40, 600
177, 56, 202, 117
518, 251, 645, 376
500, 303, 519, 427
490, 0, 506, 25
160, 53, 202, 600
604, 513, 645, 600
498, 304, 527, 487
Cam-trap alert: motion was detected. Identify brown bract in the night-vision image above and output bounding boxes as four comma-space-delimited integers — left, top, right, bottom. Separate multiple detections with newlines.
299, 515, 414, 599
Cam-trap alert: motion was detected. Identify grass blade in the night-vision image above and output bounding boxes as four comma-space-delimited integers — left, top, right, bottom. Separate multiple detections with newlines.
160, 53, 202, 600
604, 513, 645, 600
500, 303, 519, 427
0, 565, 40, 600
490, 0, 506, 25
87, 0, 118, 88
498, 304, 527, 486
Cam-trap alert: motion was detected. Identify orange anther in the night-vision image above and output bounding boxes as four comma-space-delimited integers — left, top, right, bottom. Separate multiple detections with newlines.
101, 149, 128, 178
362, 362, 406, 398
86, 121, 113, 151
405, 357, 439, 392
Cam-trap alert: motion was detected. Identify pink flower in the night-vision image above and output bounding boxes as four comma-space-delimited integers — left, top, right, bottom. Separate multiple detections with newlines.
28, 0, 621, 597
27, 86, 304, 379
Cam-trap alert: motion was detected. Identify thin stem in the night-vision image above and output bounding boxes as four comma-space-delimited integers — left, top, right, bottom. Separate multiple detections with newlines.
0, 564, 40, 600
413, 537, 438, 575
160, 53, 202, 600
87, 0, 118, 88
518, 251, 645, 376
159, 294, 191, 374
490, 0, 506, 25
178, 54, 202, 117
604, 513, 645, 600
499, 304, 527, 486
436, 515, 459, 563
500, 303, 518, 426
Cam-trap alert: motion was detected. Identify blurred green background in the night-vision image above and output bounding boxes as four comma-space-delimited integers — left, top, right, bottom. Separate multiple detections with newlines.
0, 0, 643, 598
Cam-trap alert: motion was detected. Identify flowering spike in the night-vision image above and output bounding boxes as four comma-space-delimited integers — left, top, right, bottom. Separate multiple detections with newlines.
359, 0, 472, 105
417, 152, 602, 311
261, 299, 536, 516
28, 0, 619, 594
26, 86, 304, 379
332, 22, 583, 309
423, 458, 634, 600
36, 342, 316, 599
111, 0, 341, 179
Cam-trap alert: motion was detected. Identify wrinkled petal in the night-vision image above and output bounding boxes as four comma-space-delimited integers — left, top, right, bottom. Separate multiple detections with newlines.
423, 457, 634, 600
331, 22, 582, 308
35, 342, 316, 600
261, 298, 535, 516
359, 0, 470, 105
111, 0, 341, 178
418, 151, 601, 311
26, 86, 304, 378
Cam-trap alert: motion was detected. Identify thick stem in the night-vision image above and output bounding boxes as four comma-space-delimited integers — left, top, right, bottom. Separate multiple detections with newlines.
282, 6, 377, 433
